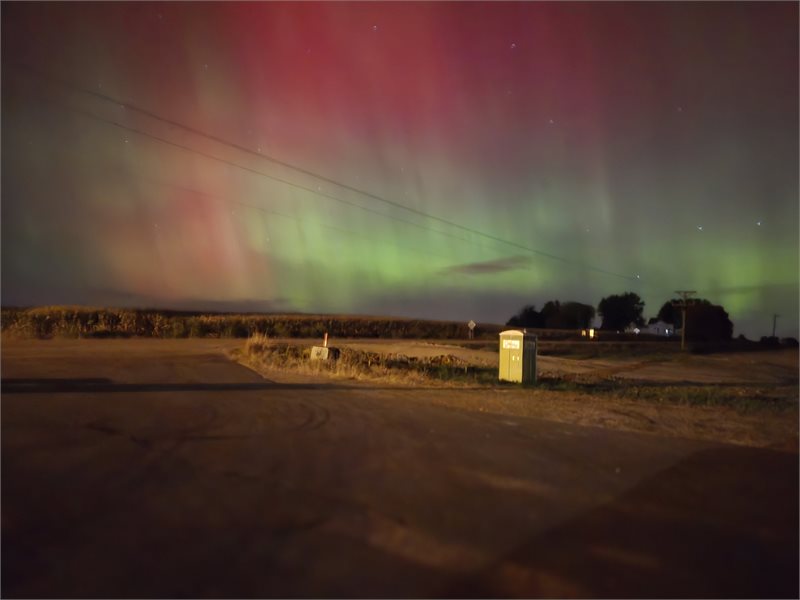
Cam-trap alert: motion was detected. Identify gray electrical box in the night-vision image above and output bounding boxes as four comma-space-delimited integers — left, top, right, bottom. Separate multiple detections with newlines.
498, 330, 537, 383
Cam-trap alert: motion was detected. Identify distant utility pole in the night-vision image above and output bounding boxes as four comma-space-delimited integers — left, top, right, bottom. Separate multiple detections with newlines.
772, 314, 779, 338
673, 290, 697, 351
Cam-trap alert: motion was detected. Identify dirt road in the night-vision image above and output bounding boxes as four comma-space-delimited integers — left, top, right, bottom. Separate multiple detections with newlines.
2, 339, 797, 598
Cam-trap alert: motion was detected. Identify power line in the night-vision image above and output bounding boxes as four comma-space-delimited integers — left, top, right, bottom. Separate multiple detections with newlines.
51, 98, 487, 248
9, 61, 641, 283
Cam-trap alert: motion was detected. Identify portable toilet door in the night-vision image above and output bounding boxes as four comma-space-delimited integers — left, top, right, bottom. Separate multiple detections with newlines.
499, 330, 524, 382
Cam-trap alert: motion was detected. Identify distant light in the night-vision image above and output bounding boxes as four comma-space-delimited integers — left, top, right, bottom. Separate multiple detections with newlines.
372, 24, 378, 31
510, 42, 517, 49
634, 328, 640, 335
756, 221, 762, 226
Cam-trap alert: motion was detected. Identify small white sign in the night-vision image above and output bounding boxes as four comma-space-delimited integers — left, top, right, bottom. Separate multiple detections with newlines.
502, 339, 520, 349
468, 320, 476, 330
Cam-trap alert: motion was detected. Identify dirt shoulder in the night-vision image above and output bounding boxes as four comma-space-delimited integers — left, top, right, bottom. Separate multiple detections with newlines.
333, 339, 799, 385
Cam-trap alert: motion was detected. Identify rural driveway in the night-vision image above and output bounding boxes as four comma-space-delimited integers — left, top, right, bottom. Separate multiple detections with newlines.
2, 339, 797, 598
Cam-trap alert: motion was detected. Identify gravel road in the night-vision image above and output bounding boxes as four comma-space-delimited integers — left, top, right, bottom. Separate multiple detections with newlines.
2, 339, 797, 598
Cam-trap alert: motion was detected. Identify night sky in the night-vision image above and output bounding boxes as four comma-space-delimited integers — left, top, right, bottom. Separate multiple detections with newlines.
2, 2, 798, 337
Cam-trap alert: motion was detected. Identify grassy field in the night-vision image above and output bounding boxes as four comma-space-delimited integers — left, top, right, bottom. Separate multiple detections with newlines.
240, 334, 798, 413
0, 305, 666, 345
3, 307, 791, 360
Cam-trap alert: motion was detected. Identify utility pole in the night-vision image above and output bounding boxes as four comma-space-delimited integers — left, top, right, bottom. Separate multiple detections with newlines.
673, 290, 697, 351
772, 314, 779, 338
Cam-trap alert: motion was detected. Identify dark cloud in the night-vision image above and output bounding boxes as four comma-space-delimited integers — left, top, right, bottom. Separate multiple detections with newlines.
441, 256, 531, 276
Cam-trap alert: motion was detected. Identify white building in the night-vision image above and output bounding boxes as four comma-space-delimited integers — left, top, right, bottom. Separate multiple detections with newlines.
643, 319, 674, 336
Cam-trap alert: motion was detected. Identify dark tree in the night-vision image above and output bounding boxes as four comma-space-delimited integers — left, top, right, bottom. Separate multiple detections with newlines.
506, 305, 544, 328
685, 302, 733, 341
561, 301, 596, 329
541, 301, 562, 328
657, 300, 681, 327
597, 292, 645, 331
657, 298, 713, 328
509, 301, 595, 329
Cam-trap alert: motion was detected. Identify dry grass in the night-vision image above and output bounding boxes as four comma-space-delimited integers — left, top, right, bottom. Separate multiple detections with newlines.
239, 334, 497, 386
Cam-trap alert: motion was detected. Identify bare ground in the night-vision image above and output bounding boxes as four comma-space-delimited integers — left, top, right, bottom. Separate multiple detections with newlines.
4, 337, 797, 598
330, 339, 798, 385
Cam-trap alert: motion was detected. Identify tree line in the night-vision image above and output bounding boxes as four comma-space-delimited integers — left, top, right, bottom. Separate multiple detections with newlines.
507, 292, 734, 341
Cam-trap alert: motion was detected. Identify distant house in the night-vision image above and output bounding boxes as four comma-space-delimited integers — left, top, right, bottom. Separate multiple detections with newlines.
643, 319, 674, 336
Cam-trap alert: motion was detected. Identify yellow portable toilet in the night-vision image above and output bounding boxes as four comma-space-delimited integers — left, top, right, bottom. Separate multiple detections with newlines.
498, 330, 537, 383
